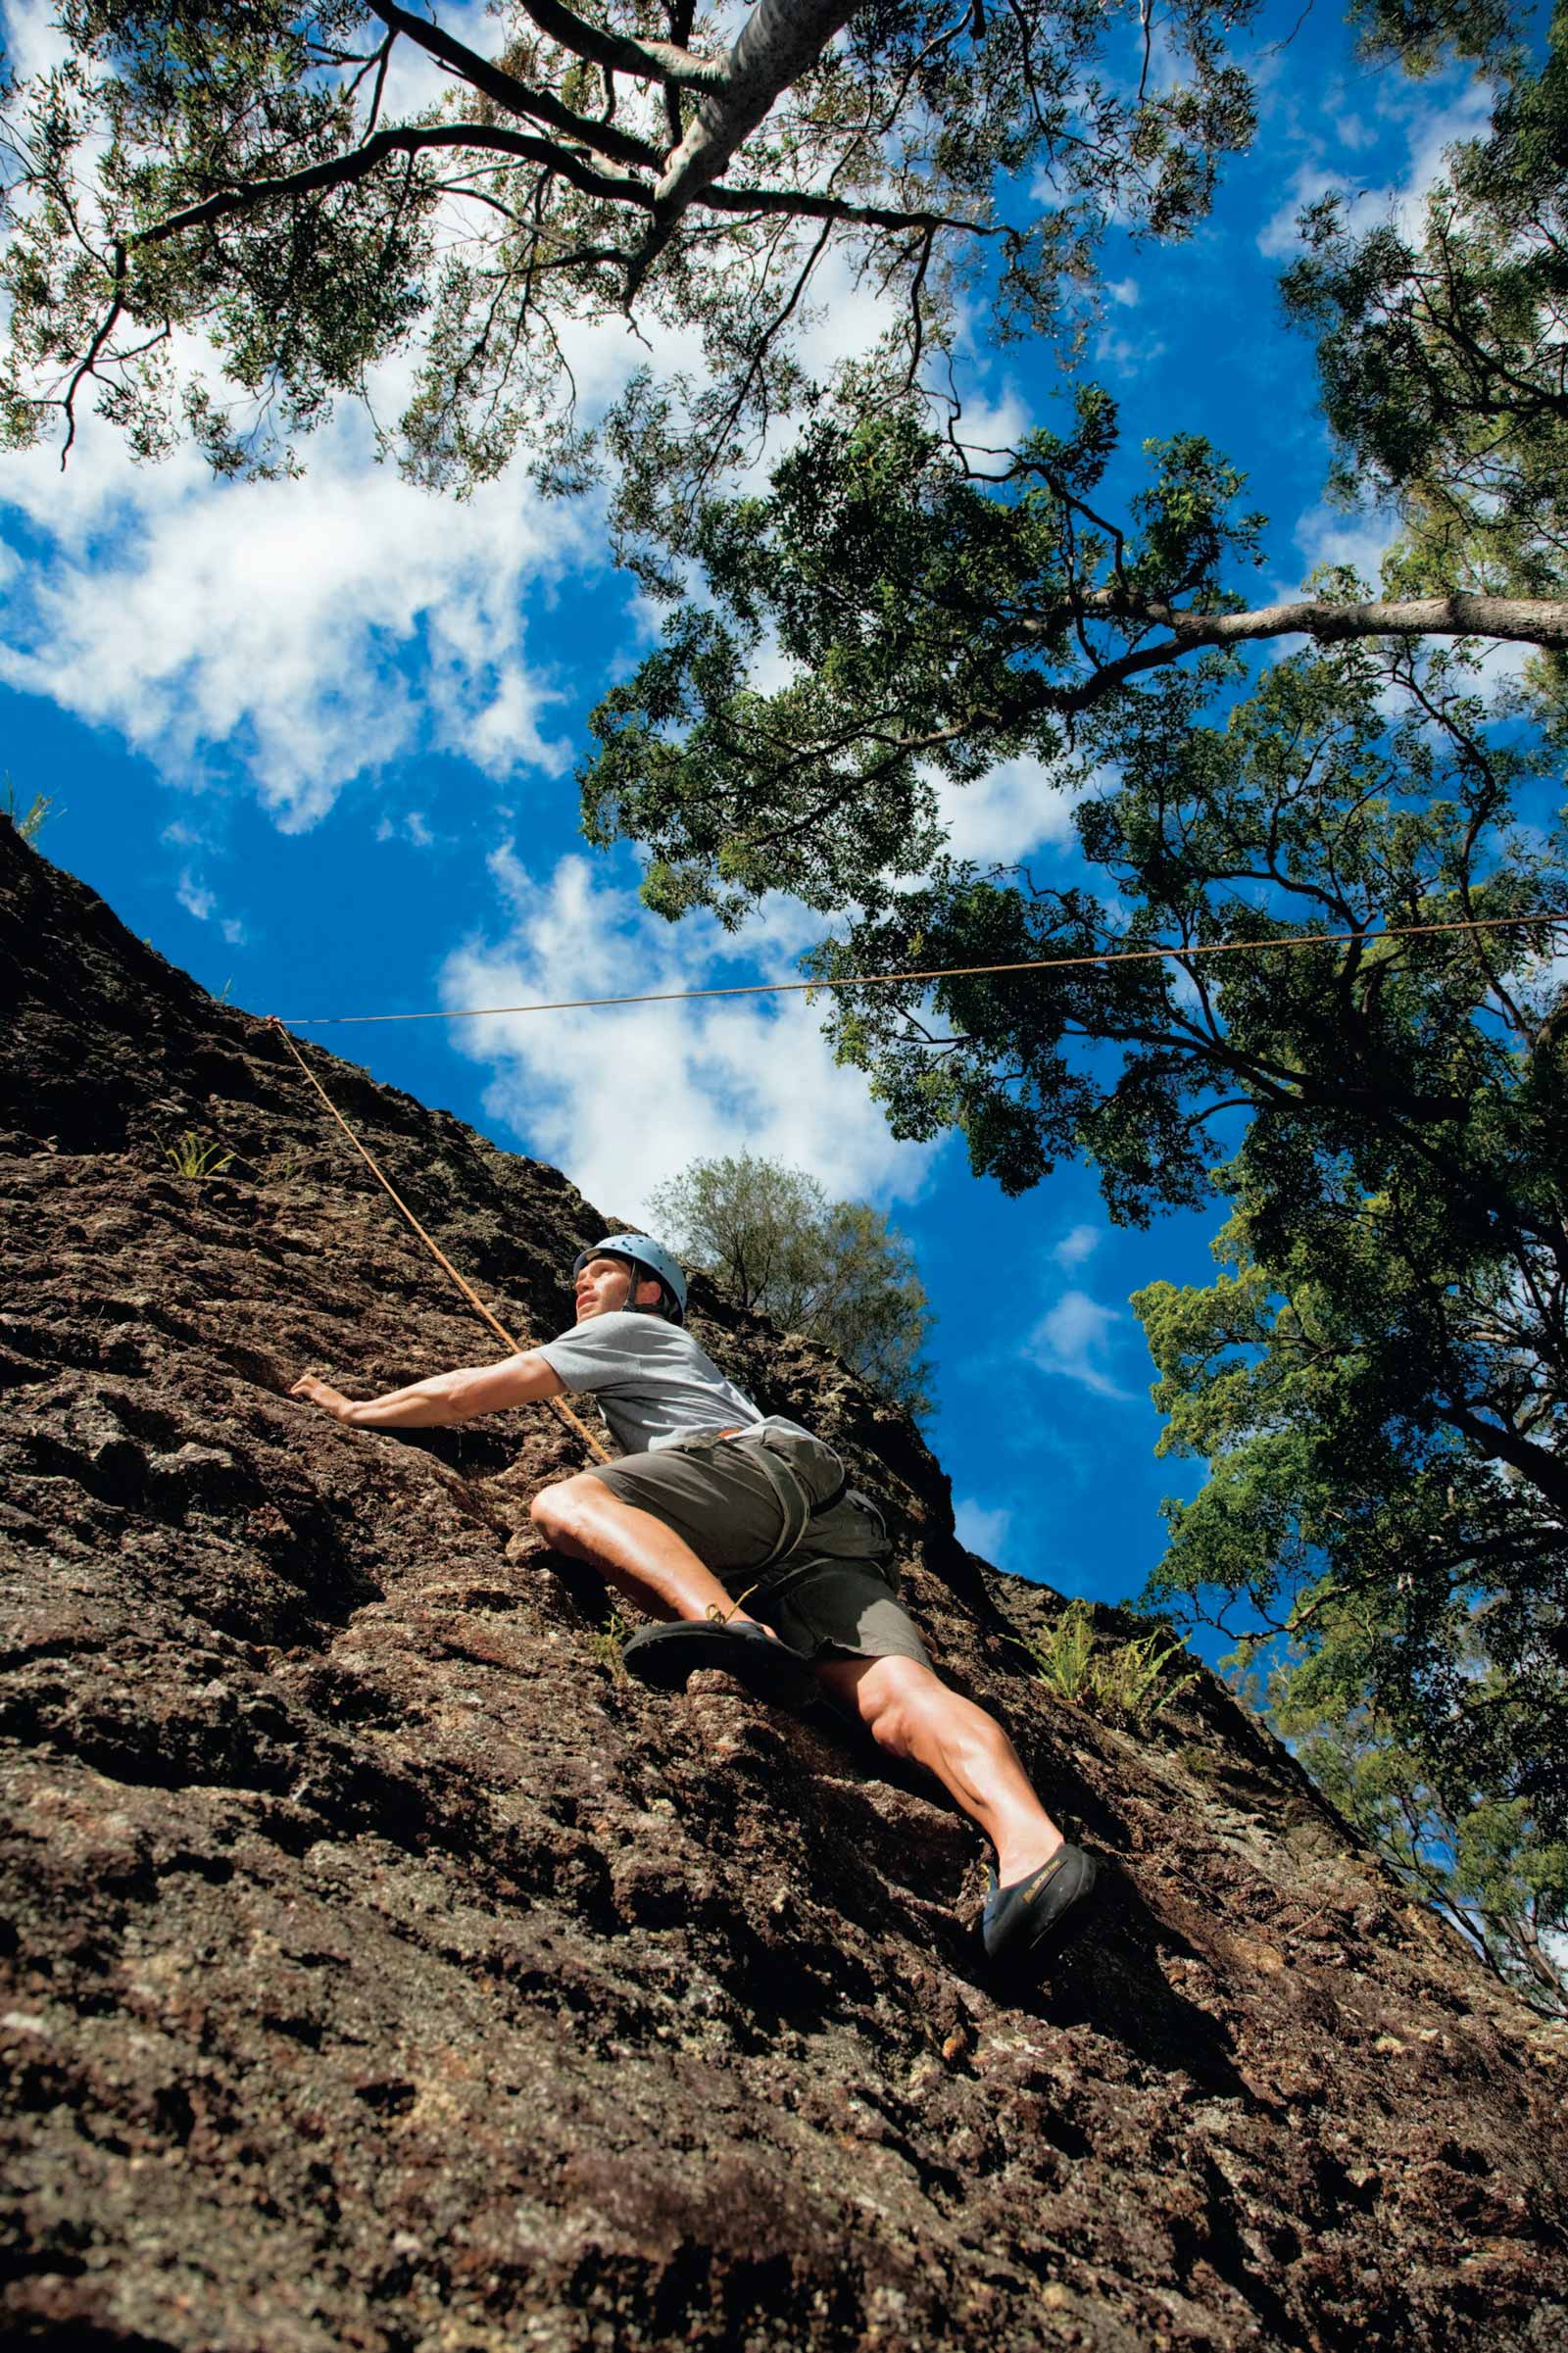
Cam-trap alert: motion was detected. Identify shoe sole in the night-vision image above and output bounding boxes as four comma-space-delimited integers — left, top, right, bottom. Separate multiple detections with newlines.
621, 1622, 812, 1705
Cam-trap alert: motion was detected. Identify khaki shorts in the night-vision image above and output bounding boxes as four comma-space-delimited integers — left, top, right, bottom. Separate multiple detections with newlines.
584, 1425, 931, 1668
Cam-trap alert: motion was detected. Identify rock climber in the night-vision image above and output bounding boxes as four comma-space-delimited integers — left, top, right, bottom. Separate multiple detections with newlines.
290, 1234, 1098, 1976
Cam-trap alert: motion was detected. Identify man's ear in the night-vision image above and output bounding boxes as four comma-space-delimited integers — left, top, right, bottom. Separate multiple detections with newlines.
633, 1276, 663, 1310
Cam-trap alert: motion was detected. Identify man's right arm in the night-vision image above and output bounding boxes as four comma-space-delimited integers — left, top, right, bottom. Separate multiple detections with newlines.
291, 1350, 566, 1430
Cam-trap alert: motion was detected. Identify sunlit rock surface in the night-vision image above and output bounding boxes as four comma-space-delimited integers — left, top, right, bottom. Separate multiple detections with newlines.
2, 823, 1564, 2350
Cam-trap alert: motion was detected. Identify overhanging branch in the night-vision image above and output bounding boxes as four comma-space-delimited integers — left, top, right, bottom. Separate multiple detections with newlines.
627, 0, 859, 290
1033, 588, 1568, 657
137, 124, 652, 248
362, 0, 660, 171
514, 0, 723, 88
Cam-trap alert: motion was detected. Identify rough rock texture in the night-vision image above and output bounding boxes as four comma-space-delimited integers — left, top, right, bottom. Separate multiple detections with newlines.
2, 821, 1565, 2353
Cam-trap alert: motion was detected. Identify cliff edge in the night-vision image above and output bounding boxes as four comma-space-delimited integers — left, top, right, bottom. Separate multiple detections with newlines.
2, 822, 1564, 2351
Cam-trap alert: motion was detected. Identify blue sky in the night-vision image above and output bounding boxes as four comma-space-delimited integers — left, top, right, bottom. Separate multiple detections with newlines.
0, 2, 1516, 1661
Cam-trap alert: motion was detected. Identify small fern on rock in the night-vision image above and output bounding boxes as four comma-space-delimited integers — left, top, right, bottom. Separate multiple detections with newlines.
1027, 1599, 1198, 1731
164, 1132, 235, 1181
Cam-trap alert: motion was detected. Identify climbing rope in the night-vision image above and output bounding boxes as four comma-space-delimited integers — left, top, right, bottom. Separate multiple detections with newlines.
265, 1017, 611, 1464
275, 911, 1563, 1029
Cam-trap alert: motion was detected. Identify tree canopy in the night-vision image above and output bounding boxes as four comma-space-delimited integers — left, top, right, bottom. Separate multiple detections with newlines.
648, 1149, 935, 1415
1283, 0, 1568, 729
1, 0, 1265, 492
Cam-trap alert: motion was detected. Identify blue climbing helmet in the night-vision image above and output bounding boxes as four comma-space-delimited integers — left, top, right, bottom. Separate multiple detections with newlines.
572, 1233, 689, 1325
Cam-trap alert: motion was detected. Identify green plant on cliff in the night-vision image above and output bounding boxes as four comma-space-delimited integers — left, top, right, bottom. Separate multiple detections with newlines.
163, 1132, 235, 1182
1028, 1600, 1198, 1732
1261, 1668, 1568, 2021
586, 1603, 636, 1685
1, 776, 57, 844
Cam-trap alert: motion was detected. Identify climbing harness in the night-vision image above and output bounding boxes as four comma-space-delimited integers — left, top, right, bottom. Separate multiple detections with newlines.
264, 1017, 612, 1465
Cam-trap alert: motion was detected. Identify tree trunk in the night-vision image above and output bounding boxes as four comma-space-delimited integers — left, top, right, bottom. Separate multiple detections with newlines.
653, 0, 858, 222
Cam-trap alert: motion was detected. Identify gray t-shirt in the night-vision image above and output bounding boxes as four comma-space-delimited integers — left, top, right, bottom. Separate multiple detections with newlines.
537, 1311, 806, 1457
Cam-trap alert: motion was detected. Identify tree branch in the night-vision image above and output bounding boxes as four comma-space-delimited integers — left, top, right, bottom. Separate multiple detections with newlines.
627, 0, 859, 291
1439, 1399, 1568, 1517
58, 238, 126, 467
513, 0, 723, 88
137, 124, 653, 251
362, 0, 661, 171
1037, 588, 1568, 657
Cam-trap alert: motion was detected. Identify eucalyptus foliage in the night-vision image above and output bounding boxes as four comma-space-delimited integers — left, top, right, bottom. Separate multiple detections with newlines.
1285, 0, 1568, 731
0, 0, 1262, 496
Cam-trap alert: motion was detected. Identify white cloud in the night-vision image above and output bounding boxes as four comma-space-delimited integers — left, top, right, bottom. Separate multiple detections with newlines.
1026, 1288, 1136, 1400
437, 849, 938, 1219
933, 754, 1083, 866
0, 405, 587, 828
1293, 504, 1400, 590
947, 383, 1034, 468
1104, 277, 1141, 308
3, 0, 72, 79
172, 861, 247, 945
1052, 1222, 1101, 1271
954, 1497, 1013, 1564
175, 870, 216, 924
1257, 80, 1494, 261
1095, 325, 1166, 378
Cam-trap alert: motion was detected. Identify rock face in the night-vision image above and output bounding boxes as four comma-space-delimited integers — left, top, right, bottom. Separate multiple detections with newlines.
1, 820, 1564, 2353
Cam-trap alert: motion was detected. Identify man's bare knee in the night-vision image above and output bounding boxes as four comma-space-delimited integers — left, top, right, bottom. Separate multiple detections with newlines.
529, 1472, 607, 1548
842, 1655, 947, 1757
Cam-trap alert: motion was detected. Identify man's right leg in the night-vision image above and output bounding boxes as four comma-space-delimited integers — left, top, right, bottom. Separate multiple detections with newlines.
531, 1471, 764, 1629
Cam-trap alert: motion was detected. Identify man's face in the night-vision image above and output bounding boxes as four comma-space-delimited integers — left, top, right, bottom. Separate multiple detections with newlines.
573, 1254, 659, 1322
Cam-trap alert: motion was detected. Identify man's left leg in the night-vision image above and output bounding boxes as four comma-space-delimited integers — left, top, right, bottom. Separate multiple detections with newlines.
814, 1651, 1063, 1886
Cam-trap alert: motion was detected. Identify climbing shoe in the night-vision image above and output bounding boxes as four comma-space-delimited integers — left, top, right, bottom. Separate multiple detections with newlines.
981, 1844, 1099, 1973
620, 1619, 814, 1707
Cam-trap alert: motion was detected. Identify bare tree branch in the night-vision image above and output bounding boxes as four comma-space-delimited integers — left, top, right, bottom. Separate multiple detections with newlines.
513, 0, 722, 88
628, 0, 859, 291
362, 0, 662, 171
58, 239, 126, 467
1024, 588, 1568, 660
138, 124, 652, 248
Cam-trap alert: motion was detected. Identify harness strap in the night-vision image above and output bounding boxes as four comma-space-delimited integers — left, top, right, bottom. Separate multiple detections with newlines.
743, 1439, 816, 1571
714, 1429, 859, 1571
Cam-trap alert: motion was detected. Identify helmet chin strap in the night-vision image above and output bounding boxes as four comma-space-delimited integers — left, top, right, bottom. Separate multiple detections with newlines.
613, 1257, 662, 1317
